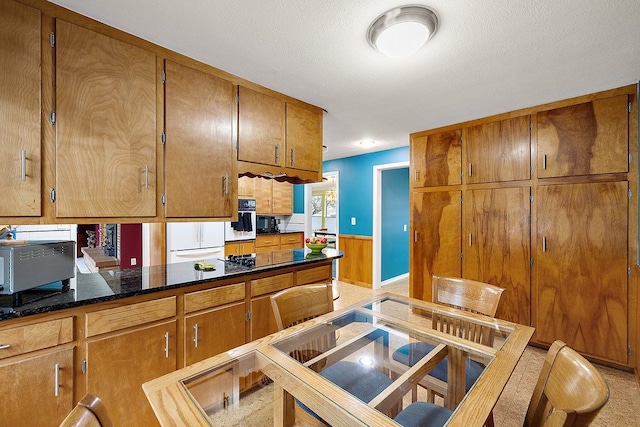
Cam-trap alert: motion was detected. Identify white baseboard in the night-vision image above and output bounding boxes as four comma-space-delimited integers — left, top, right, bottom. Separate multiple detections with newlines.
381, 273, 409, 287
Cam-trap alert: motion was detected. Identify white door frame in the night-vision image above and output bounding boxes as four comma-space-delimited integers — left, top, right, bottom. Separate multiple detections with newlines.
372, 161, 410, 289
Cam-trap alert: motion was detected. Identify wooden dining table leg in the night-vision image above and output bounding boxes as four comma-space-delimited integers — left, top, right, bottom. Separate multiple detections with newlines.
273, 385, 295, 427
444, 346, 466, 410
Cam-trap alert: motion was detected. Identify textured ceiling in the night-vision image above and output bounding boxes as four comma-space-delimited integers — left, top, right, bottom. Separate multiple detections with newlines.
50, 0, 640, 160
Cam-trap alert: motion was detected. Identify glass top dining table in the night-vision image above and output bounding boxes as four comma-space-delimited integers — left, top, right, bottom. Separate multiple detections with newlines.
143, 293, 534, 426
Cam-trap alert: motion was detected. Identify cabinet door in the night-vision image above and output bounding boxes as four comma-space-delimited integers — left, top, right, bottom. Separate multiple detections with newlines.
411, 191, 461, 302
254, 177, 273, 213
55, 20, 156, 217
0, 347, 74, 426
285, 103, 323, 173
185, 303, 246, 366
238, 176, 255, 197
0, 0, 41, 216
238, 86, 284, 167
411, 130, 461, 188
239, 241, 256, 255
535, 182, 628, 363
463, 187, 531, 325
87, 321, 177, 426
165, 60, 234, 218
466, 115, 530, 184
537, 95, 629, 178
272, 181, 293, 214
251, 294, 279, 340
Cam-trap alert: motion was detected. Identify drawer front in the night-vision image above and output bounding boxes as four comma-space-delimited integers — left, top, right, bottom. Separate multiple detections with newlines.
0, 317, 74, 359
86, 296, 176, 337
255, 235, 279, 248
184, 283, 245, 314
280, 233, 302, 246
297, 265, 332, 285
251, 273, 294, 297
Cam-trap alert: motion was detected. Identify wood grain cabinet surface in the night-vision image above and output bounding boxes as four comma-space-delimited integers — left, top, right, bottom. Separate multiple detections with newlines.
0, 0, 41, 217
537, 95, 629, 178
285, 102, 323, 173
164, 60, 235, 218
254, 177, 293, 215
411, 129, 462, 188
55, 19, 157, 218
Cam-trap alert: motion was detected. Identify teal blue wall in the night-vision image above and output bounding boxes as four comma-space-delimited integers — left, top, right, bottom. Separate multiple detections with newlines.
323, 147, 409, 236
293, 184, 305, 213
381, 168, 409, 281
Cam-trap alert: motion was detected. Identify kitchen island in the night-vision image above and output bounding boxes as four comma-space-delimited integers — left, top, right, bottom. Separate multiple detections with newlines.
0, 248, 342, 426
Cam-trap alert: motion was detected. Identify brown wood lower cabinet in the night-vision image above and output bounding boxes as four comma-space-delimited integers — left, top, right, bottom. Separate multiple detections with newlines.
0, 347, 74, 426
534, 181, 628, 363
86, 320, 177, 426
225, 240, 256, 256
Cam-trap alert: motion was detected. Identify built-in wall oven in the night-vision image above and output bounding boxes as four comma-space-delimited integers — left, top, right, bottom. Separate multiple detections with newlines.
224, 199, 256, 241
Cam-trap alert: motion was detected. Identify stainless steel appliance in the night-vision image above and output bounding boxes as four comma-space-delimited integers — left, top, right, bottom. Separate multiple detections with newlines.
0, 240, 76, 304
224, 199, 256, 241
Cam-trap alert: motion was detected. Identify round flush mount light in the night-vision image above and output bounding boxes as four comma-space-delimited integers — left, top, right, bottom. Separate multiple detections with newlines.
367, 5, 439, 58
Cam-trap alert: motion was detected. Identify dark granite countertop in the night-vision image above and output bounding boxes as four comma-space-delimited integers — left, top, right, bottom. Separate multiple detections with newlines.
0, 248, 342, 321
255, 230, 304, 236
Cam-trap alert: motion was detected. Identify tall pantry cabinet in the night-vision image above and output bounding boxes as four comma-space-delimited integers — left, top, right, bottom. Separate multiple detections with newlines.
410, 86, 637, 366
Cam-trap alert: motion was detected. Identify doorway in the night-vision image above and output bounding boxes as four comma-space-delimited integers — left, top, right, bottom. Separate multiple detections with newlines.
305, 171, 339, 276
372, 161, 410, 289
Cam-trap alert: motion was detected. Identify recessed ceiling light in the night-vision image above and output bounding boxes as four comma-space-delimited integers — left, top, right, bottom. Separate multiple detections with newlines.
359, 139, 376, 146
367, 5, 439, 58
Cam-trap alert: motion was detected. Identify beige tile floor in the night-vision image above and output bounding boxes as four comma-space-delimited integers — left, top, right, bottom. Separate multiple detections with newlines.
334, 279, 640, 426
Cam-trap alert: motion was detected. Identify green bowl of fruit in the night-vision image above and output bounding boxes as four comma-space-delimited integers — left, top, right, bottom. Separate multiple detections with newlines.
305, 236, 328, 253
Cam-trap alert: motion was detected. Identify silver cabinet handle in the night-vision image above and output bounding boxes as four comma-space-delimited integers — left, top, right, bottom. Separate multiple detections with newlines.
0, 344, 10, 350
144, 164, 149, 189
193, 324, 199, 348
54, 363, 60, 397
224, 173, 229, 195
542, 154, 547, 170
164, 332, 170, 358
21, 150, 26, 181
414, 170, 419, 181
291, 148, 296, 166
414, 231, 418, 242
542, 236, 547, 252
275, 145, 280, 163
468, 163, 473, 177
469, 233, 473, 246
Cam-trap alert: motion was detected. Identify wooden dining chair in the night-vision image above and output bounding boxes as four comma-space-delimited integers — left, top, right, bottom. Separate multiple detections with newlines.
524, 340, 609, 427
270, 283, 394, 426
59, 394, 112, 427
392, 276, 505, 421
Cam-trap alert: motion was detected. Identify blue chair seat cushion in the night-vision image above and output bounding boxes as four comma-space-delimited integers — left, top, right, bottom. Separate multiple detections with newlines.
394, 402, 453, 427
393, 342, 485, 391
296, 360, 393, 424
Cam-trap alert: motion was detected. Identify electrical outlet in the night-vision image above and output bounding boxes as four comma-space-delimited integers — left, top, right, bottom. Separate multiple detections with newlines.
131, 257, 137, 266
351, 217, 356, 226
403, 224, 407, 232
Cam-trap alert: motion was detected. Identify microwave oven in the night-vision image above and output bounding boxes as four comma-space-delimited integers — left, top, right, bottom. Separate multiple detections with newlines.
256, 216, 279, 234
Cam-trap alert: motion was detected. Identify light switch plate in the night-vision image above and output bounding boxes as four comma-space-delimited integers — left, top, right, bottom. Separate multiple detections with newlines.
351, 217, 356, 225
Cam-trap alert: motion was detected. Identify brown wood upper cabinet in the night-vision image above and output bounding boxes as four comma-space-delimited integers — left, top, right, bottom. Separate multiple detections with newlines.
164, 60, 235, 218
55, 20, 157, 217
254, 177, 292, 215
411, 130, 462, 188
465, 115, 531, 183
537, 95, 629, 178
238, 176, 255, 197
285, 103, 323, 173
0, 0, 41, 217
237, 86, 285, 167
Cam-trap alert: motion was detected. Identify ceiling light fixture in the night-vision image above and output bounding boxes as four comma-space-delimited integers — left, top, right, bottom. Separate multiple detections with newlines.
359, 139, 376, 146
367, 5, 438, 58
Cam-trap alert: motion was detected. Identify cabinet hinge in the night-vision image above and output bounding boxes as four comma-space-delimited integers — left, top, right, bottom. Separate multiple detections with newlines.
530, 194, 534, 202
629, 189, 632, 200
629, 345, 632, 355
246, 310, 252, 321
460, 195, 464, 204
460, 134, 463, 142
628, 267, 632, 277
629, 102, 632, 113
49, 111, 56, 126
161, 132, 166, 144
49, 188, 56, 203
460, 252, 464, 259
530, 258, 534, 266
81, 358, 87, 374
161, 70, 166, 84
235, 94, 239, 104
161, 193, 166, 205
49, 32, 55, 48
629, 154, 633, 164
530, 119, 533, 129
